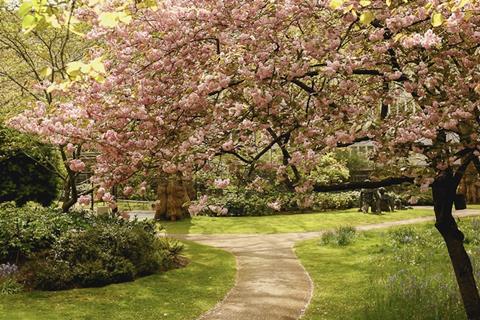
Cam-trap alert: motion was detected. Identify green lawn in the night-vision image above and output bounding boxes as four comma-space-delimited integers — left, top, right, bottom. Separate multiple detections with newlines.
295, 222, 474, 320
0, 241, 235, 320
163, 208, 434, 234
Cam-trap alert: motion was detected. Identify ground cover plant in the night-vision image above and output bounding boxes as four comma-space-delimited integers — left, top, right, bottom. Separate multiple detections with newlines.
0, 240, 235, 320
0, 202, 183, 292
295, 218, 480, 320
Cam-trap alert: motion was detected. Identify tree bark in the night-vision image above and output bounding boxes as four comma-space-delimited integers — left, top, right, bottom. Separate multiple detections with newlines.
61, 171, 78, 212
155, 174, 192, 221
432, 170, 480, 319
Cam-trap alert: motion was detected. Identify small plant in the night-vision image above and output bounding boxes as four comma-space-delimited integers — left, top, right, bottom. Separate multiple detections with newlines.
157, 237, 186, 269
320, 230, 336, 245
0, 277, 23, 295
0, 263, 18, 278
336, 226, 356, 246
388, 227, 419, 246
320, 226, 356, 246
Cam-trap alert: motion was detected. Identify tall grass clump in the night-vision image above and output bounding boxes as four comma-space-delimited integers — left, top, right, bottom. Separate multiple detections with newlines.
321, 226, 356, 246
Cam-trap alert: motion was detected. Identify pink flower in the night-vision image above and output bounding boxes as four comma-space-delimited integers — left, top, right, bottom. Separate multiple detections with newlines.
267, 201, 281, 211
421, 30, 442, 50
222, 140, 235, 151
123, 186, 134, 197
69, 159, 86, 172
66, 143, 75, 153
162, 162, 177, 174
102, 192, 114, 202
188, 195, 208, 216
214, 178, 230, 189
78, 195, 91, 206
96, 187, 106, 199
256, 63, 272, 80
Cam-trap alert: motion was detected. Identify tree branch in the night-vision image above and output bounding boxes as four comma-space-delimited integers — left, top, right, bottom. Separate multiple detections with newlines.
314, 176, 414, 192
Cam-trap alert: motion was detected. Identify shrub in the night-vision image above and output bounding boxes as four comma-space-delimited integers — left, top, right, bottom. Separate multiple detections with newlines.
23, 219, 174, 290
0, 204, 184, 291
0, 127, 59, 206
320, 231, 336, 245
0, 202, 80, 263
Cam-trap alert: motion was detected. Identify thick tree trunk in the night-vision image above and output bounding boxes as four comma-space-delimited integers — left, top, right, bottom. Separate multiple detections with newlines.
432, 171, 480, 319
155, 175, 192, 221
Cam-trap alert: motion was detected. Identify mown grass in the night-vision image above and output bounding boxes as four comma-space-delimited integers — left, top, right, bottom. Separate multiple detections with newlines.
0, 241, 235, 320
163, 208, 434, 234
295, 220, 480, 320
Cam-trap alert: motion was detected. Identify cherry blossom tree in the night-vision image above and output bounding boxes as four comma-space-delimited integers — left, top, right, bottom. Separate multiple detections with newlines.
9, 0, 480, 316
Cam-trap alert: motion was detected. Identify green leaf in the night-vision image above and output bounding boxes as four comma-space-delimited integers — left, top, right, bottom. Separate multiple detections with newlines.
329, 0, 344, 10
18, 2, 33, 17
66, 61, 83, 77
431, 12, 443, 27
98, 12, 119, 28
360, 11, 375, 25
360, 0, 371, 7
39, 67, 52, 79
22, 14, 37, 30
90, 58, 106, 74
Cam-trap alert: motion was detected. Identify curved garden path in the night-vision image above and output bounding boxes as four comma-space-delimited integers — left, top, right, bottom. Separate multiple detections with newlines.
173, 208, 480, 320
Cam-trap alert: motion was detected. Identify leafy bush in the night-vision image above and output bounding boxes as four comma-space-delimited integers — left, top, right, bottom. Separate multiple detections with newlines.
0, 203, 184, 291
0, 126, 59, 206
321, 226, 356, 246
0, 202, 80, 263
22, 218, 181, 291
336, 226, 357, 246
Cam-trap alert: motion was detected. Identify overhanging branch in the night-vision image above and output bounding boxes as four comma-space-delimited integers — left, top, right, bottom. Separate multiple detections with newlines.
313, 176, 414, 192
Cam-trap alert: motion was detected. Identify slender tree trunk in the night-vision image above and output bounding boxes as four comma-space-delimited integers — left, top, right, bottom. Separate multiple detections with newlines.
432, 171, 480, 319
61, 171, 78, 212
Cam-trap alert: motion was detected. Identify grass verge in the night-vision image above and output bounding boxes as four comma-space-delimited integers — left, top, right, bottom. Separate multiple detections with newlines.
295, 219, 480, 320
163, 208, 434, 234
0, 241, 235, 320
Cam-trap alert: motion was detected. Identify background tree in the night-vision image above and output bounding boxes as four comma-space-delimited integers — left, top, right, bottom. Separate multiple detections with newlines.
0, 0, 92, 211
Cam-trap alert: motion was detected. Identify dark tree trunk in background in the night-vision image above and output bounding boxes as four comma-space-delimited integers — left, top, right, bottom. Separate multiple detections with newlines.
61, 171, 78, 212
432, 170, 480, 319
